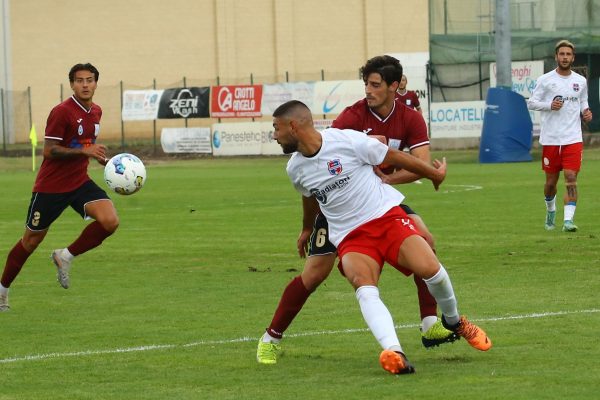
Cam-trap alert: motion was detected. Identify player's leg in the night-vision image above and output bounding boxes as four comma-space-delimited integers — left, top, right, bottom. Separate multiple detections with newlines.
561, 143, 582, 232
562, 169, 578, 231
258, 213, 336, 364
52, 181, 118, 289
1, 191, 66, 310
397, 235, 491, 351
257, 253, 336, 364
341, 251, 414, 374
542, 145, 560, 230
401, 205, 455, 347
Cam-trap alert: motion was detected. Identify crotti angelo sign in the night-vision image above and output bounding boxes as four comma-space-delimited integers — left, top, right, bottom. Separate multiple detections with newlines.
210, 85, 263, 118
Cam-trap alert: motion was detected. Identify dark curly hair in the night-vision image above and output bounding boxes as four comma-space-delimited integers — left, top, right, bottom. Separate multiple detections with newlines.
360, 55, 403, 86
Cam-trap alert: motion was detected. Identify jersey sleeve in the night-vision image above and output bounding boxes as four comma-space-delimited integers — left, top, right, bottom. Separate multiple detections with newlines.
331, 107, 360, 129
527, 77, 551, 111
412, 92, 421, 108
286, 155, 312, 197
580, 80, 590, 111
44, 106, 68, 141
405, 112, 429, 149
351, 131, 388, 166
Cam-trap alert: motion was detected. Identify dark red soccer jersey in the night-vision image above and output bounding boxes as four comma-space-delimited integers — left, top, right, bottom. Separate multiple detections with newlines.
396, 90, 420, 110
33, 96, 102, 193
332, 98, 428, 150
331, 98, 428, 174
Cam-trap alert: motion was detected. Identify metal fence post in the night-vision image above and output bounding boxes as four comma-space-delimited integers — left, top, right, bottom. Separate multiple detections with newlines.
1, 88, 5, 154
120, 80, 125, 150
153, 78, 157, 155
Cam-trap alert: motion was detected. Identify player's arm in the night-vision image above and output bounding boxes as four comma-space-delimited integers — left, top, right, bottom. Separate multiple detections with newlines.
43, 139, 108, 164
376, 145, 431, 185
381, 148, 446, 190
527, 79, 552, 111
297, 195, 320, 258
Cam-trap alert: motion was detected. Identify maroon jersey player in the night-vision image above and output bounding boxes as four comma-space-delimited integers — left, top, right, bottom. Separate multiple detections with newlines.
397, 74, 422, 114
0, 63, 119, 312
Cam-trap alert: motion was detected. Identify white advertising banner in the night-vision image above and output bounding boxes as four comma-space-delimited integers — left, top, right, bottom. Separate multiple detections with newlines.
387, 52, 429, 120
122, 90, 164, 121
490, 61, 544, 98
430, 100, 540, 138
261, 82, 316, 115
310, 80, 365, 115
430, 101, 486, 138
211, 122, 283, 156
160, 127, 212, 153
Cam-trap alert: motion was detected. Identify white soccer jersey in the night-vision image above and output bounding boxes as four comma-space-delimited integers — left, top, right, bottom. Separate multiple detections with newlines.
527, 69, 589, 145
286, 128, 405, 247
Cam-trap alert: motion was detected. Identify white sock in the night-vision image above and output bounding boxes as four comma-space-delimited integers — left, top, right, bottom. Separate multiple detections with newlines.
262, 332, 280, 344
421, 315, 438, 332
564, 204, 576, 221
355, 285, 402, 352
0, 284, 8, 295
424, 265, 459, 326
61, 248, 74, 262
545, 195, 556, 212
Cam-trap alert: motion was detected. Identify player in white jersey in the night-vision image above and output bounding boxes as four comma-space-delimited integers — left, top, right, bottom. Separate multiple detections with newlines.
528, 39, 593, 232
272, 100, 492, 375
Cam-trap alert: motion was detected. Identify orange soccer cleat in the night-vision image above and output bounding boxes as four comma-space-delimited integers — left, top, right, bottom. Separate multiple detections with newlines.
379, 350, 415, 375
443, 315, 492, 351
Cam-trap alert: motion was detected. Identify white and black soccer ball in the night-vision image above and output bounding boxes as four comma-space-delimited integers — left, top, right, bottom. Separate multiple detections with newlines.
104, 153, 147, 195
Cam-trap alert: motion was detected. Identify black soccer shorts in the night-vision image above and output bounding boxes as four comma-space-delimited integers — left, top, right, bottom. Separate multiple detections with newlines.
25, 180, 110, 231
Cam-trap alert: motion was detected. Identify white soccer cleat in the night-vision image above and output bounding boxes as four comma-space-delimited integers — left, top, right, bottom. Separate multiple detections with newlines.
51, 249, 72, 289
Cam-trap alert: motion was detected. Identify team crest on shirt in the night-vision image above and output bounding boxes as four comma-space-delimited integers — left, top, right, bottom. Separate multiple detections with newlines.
78, 125, 83, 135
327, 159, 343, 175
572, 83, 580, 92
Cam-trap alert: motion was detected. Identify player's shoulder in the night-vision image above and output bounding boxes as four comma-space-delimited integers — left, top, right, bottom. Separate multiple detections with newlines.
570, 71, 587, 83
339, 99, 368, 117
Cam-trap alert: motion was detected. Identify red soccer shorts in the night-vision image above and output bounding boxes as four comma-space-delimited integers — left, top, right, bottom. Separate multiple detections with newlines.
336, 206, 422, 277
542, 142, 583, 173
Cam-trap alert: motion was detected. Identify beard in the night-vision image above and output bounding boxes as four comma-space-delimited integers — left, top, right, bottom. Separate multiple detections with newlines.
280, 142, 297, 154
557, 60, 572, 71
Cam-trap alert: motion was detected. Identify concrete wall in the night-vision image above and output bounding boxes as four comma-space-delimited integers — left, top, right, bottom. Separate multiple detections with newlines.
6, 0, 428, 142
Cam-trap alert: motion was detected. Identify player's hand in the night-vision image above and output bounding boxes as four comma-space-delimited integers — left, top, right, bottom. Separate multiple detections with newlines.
582, 108, 593, 122
373, 166, 391, 184
431, 157, 447, 191
82, 144, 107, 163
297, 228, 311, 258
551, 96, 564, 111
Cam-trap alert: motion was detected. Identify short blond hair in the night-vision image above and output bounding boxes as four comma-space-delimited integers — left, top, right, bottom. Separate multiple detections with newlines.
555, 40, 574, 54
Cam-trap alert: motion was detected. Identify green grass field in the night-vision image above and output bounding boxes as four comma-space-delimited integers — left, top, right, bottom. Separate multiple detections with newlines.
1, 150, 599, 399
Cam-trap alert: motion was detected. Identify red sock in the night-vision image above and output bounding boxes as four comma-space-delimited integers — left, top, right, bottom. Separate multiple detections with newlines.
1, 240, 33, 288
67, 221, 113, 256
414, 273, 438, 320
266, 276, 312, 339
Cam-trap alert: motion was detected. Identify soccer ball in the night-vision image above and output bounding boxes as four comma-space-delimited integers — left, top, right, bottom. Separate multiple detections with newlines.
104, 153, 147, 195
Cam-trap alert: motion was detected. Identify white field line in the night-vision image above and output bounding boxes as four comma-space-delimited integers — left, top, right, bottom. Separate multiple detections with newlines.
1, 308, 598, 364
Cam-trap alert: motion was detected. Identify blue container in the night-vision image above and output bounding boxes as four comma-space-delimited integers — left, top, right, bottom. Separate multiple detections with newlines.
479, 87, 533, 163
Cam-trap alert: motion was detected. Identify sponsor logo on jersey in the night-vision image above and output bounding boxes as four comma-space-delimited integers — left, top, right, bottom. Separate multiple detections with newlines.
327, 159, 343, 175
78, 125, 83, 135
310, 176, 351, 205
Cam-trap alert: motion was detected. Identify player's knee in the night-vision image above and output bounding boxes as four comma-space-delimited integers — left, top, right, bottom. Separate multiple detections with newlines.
21, 235, 44, 252
100, 216, 119, 233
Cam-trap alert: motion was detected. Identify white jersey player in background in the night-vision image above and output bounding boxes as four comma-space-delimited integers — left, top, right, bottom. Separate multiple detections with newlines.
528, 39, 593, 232
272, 100, 492, 375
